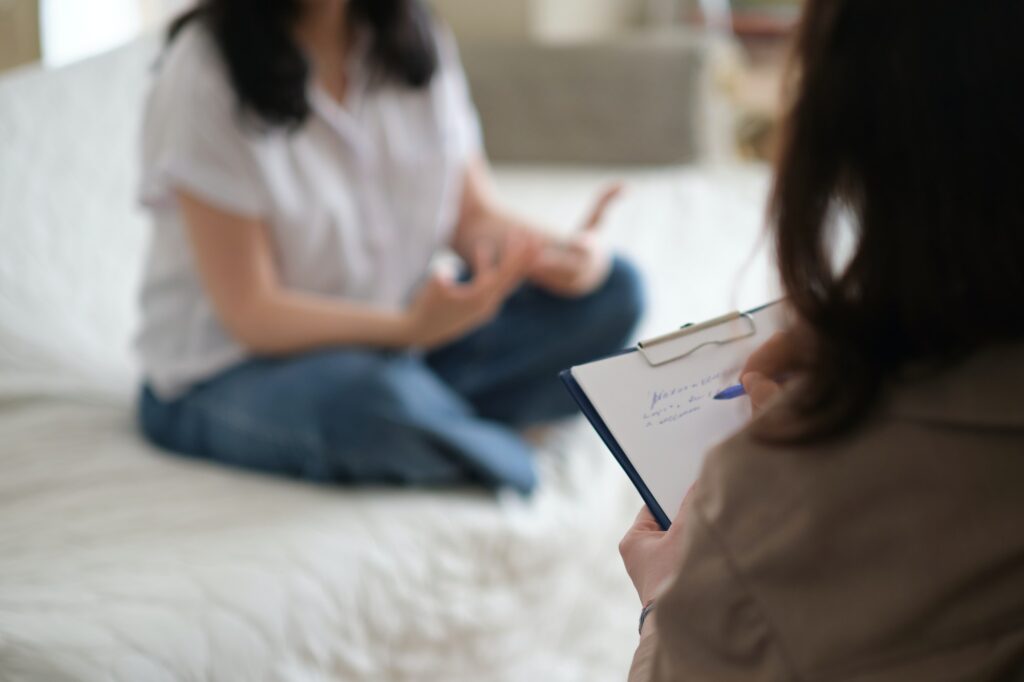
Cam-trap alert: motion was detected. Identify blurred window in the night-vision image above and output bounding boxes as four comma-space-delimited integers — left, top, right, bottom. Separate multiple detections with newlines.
41, 0, 142, 67
40, 0, 187, 68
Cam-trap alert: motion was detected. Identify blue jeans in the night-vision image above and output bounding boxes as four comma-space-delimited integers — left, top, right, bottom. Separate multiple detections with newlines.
139, 257, 644, 494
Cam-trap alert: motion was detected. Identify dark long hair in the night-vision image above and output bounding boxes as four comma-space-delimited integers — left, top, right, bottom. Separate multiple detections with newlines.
770, 0, 1024, 439
167, 0, 438, 130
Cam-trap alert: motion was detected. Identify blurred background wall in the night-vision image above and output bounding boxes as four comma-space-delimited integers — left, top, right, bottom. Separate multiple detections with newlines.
5, 0, 645, 69
432, 0, 641, 42
3, 0, 800, 69
0, 0, 41, 71
4, 0, 710, 68
1, 0, 799, 164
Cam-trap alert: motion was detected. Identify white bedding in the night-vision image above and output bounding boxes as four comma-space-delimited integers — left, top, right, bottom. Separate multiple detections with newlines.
0, 34, 774, 682
0, 401, 643, 682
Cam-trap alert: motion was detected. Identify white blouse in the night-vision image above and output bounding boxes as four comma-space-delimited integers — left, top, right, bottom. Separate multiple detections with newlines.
136, 21, 482, 399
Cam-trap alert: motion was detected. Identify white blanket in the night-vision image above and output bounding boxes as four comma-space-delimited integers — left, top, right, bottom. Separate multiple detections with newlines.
0, 400, 642, 682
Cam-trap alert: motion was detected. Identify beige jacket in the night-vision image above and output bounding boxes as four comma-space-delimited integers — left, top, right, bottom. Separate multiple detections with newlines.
629, 344, 1024, 681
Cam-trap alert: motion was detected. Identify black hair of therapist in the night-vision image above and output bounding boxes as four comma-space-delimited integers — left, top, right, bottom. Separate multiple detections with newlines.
621, 1, 1024, 680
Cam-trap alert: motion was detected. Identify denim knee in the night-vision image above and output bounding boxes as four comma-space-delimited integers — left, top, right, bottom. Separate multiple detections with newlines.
138, 385, 189, 454
313, 356, 469, 449
138, 385, 169, 448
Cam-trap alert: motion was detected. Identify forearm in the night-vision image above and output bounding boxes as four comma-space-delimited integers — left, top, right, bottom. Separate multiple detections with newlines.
451, 156, 554, 263
629, 620, 660, 682
175, 190, 412, 355
452, 206, 552, 263
225, 288, 409, 356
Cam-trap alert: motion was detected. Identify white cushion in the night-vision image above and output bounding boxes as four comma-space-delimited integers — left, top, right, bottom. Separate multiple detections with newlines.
0, 37, 160, 399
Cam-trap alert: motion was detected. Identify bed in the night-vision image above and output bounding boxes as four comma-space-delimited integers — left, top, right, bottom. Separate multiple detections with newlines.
0, 35, 772, 681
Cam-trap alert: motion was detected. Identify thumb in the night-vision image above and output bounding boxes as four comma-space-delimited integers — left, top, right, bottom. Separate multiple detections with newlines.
581, 182, 625, 232
741, 371, 782, 411
428, 271, 459, 296
630, 506, 663, 533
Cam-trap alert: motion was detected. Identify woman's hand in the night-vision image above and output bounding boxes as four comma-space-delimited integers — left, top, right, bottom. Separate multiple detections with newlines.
402, 231, 538, 350
740, 328, 813, 413
528, 184, 624, 298
619, 492, 693, 608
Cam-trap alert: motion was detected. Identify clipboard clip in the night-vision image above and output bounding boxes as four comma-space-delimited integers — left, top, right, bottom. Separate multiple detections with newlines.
637, 311, 758, 367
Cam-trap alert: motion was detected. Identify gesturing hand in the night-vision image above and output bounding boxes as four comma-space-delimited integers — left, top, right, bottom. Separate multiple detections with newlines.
404, 231, 538, 350
528, 183, 624, 298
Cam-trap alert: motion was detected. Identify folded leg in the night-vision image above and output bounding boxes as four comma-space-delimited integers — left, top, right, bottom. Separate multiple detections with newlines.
139, 350, 538, 493
427, 256, 645, 426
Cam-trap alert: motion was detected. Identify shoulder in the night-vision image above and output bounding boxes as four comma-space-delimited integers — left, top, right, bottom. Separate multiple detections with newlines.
150, 20, 233, 109
653, 414, 887, 678
693, 397, 913, 567
141, 20, 251, 149
699, 347, 1024, 541
430, 17, 459, 60
427, 16, 468, 79
139, 19, 268, 215
684, 376, 1024, 677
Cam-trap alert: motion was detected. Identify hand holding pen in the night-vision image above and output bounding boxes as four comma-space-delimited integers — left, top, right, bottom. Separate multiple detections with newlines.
713, 330, 811, 413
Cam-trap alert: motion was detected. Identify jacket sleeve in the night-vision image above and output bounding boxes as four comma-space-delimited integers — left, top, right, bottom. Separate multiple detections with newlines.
629, 630, 660, 682
628, 498, 795, 681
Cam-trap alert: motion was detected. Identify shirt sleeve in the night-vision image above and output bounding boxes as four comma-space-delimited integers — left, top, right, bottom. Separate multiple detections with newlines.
432, 22, 485, 163
138, 27, 269, 219
629, 496, 796, 681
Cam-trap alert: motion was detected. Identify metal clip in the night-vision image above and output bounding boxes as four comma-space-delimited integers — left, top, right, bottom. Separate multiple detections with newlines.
637, 311, 757, 367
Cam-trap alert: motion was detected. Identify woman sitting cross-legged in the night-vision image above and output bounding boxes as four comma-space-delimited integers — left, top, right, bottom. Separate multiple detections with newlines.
135, 0, 644, 493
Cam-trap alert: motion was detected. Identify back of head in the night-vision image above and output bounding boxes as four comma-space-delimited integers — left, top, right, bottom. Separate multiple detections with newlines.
771, 0, 1024, 438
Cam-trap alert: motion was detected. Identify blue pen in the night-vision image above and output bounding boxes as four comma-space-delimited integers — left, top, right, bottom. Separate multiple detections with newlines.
714, 374, 791, 400
713, 383, 747, 401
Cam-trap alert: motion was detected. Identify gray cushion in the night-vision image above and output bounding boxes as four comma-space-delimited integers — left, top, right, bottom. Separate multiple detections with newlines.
461, 30, 711, 164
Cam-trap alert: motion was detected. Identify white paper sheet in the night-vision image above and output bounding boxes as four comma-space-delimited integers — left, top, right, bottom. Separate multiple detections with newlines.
570, 302, 787, 523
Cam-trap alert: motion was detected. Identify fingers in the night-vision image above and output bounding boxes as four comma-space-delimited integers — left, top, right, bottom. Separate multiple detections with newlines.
741, 371, 783, 412
427, 269, 469, 302
470, 238, 499, 282
529, 231, 594, 278
631, 505, 663, 532
464, 234, 517, 287
491, 230, 536, 293
457, 231, 535, 311
581, 182, 625, 232
741, 331, 802, 379
528, 261, 582, 298
532, 244, 582, 276
620, 506, 664, 560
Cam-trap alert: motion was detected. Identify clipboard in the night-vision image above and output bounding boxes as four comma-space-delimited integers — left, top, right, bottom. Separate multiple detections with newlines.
560, 301, 787, 530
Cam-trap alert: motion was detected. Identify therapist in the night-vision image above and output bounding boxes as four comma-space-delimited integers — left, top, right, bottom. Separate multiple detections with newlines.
619, 0, 1024, 679
135, 0, 643, 493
